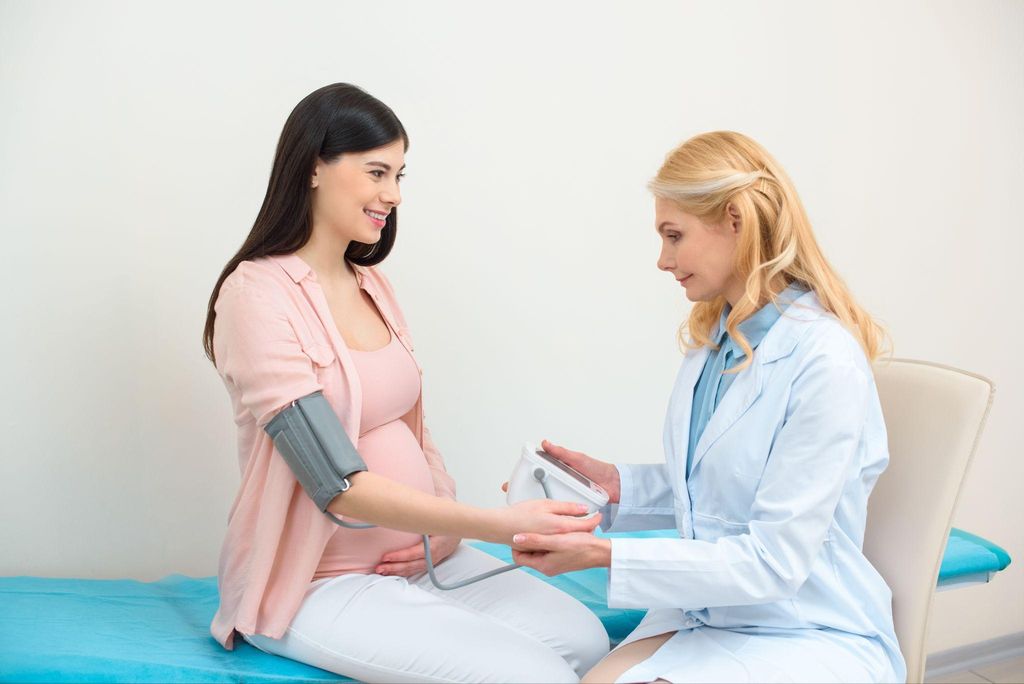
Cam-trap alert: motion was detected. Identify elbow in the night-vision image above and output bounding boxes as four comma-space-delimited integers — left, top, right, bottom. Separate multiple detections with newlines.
770, 569, 807, 601
743, 543, 813, 602
323, 470, 372, 517
737, 566, 806, 604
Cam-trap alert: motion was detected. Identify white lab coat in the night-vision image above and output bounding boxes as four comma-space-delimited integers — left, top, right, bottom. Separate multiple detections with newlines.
603, 291, 906, 683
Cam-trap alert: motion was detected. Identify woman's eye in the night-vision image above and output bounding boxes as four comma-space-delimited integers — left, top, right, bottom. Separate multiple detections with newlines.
667, 233, 681, 243
396, 172, 405, 182
370, 170, 385, 178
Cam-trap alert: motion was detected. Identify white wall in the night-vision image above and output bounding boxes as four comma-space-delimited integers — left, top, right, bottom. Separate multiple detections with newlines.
1, 0, 1020, 654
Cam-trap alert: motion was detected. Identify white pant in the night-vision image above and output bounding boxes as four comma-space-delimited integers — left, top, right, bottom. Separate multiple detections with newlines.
242, 545, 609, 683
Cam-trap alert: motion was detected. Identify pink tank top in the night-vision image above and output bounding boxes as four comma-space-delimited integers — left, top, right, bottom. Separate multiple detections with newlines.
313, 330, 437, 578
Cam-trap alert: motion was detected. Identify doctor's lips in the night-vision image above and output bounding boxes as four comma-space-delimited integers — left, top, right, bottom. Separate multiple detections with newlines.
364, 209, 389, 228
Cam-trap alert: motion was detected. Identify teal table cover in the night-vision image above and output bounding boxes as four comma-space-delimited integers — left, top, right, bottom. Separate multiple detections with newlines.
0, 528, 1010, 683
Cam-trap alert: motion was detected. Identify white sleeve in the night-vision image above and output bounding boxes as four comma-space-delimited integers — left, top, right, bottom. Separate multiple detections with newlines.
601, 463, 677, 532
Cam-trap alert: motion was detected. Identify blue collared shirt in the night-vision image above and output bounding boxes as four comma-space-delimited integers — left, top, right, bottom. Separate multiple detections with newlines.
686, 282, 808, 476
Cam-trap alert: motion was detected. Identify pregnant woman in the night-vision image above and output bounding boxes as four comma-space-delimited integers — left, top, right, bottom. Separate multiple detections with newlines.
201, 83, 608, 683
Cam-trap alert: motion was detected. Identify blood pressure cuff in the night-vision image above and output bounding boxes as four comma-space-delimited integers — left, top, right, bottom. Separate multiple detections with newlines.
264, 391, 368, 512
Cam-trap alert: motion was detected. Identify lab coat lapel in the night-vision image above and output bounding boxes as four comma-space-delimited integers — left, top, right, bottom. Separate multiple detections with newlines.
667, 347, 709, 495
685, 290, 816, 477
689, 352, 766, 474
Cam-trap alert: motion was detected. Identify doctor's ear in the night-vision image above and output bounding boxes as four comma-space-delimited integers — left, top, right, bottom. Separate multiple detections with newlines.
725, 202, 742, 234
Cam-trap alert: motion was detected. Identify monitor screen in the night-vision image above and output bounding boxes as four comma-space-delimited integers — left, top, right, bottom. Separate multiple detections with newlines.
534, 449, 593, 487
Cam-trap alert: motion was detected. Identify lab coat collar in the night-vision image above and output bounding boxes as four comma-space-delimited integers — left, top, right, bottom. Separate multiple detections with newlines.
713, 282, 809, 353
756, 288, 821, 364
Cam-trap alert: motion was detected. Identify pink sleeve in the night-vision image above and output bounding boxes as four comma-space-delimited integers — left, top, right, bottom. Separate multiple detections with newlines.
213, 279, 323, 427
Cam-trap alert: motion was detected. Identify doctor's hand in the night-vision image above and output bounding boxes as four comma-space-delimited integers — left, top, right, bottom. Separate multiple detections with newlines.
375, 535, 461, 577
540, 439, 621, 504
511, 531, 612, 576
499, 440, 621, 504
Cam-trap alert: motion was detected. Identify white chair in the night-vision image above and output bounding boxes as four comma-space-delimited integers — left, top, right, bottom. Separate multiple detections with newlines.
864, 358, 995, 683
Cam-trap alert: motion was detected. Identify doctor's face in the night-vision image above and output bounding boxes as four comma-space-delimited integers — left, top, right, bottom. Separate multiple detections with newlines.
655, 197, 744, 306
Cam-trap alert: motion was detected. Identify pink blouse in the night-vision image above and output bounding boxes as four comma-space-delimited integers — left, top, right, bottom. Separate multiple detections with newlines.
210, 253, 455, 649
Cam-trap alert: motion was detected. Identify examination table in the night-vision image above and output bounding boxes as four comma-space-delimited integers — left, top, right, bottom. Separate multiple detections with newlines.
0, 529, 1010, 683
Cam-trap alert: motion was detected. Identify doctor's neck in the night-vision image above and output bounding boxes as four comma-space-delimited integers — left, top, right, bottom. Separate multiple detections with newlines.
719, 274, 748, 310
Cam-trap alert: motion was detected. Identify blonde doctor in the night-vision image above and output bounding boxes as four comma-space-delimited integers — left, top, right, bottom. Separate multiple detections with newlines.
511, 132, 906, 683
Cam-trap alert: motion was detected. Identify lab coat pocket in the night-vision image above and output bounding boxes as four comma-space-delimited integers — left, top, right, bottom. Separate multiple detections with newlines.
691, 511, 748, 542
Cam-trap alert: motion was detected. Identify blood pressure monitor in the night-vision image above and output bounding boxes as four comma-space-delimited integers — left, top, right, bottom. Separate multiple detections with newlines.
506, 443, 609, 516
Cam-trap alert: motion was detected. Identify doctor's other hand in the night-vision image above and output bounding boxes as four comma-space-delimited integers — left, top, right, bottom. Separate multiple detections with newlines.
374, 535, 461, 577
540, 439, 621, 504
511, 531, 612, 576
492, 499, 601, 546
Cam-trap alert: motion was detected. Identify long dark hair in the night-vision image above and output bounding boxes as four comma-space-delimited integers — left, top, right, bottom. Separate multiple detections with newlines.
202, 83, 408, 364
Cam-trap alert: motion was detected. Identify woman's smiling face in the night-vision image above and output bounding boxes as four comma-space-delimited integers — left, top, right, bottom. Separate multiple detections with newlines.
655, 196, 745, 306
310, 139, 405, 246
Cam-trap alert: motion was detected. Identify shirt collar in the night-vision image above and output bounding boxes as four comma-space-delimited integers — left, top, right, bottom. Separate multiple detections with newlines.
275, 253, 313, 283
714, 281, 809, 351
274, 253, 368, 287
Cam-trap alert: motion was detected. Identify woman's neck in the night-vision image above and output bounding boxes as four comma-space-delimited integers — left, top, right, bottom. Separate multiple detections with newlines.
295, 232, 356, 287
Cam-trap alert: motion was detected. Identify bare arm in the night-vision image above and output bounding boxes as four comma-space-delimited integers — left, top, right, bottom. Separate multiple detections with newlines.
328, 471, 601, 545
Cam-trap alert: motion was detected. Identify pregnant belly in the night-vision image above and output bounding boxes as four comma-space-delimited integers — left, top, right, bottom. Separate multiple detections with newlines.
314, 420, 437, 578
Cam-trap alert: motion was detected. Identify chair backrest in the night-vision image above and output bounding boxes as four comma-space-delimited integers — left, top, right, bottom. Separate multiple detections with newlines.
865, 359, 995, 683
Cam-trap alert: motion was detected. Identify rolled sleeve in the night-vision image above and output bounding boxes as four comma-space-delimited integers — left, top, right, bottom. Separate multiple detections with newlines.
213, 281, 323, 427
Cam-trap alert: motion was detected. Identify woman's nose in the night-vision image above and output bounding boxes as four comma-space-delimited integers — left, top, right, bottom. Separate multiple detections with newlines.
380, 183, 401, 207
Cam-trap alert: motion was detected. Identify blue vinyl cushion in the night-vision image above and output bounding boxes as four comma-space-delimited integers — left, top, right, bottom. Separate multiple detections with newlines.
939, 528, 1012, 583
0, 528, 1010, 683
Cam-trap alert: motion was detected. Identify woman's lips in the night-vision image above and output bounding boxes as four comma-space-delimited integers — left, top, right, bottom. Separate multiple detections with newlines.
364, 209, 387, 229
679, 274, 693, 285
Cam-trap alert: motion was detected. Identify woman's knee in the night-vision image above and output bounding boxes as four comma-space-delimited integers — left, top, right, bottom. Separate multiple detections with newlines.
538, 597, 610, 675
569, 610, 612, 674
502, 653, 580, 684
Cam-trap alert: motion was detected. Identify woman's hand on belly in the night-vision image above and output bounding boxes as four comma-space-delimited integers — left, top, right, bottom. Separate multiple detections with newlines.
374, 535, 461, 577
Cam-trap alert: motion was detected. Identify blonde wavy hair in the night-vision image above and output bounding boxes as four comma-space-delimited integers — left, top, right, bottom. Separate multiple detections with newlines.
648, 131, 887, 370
